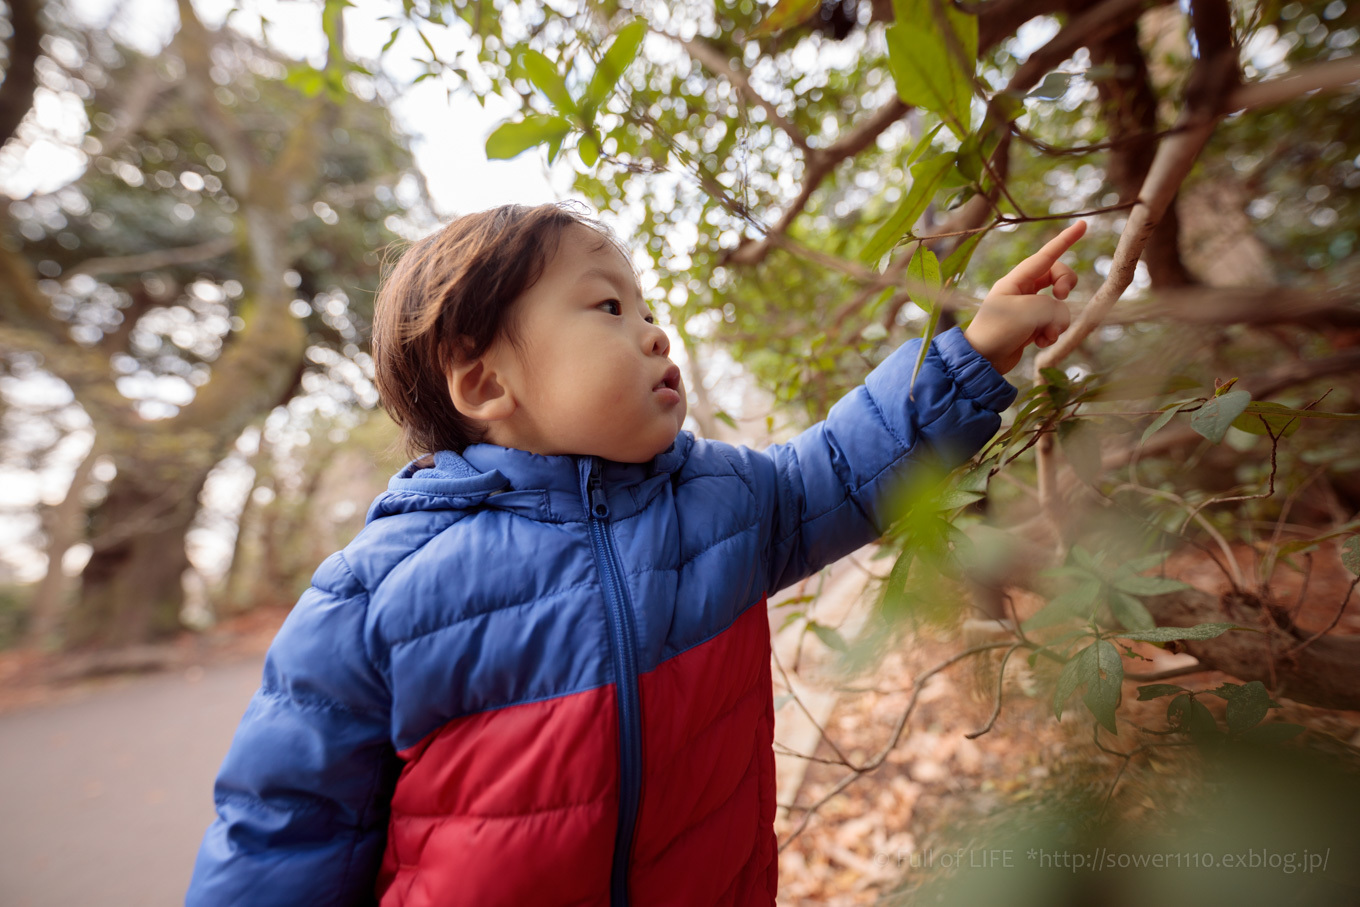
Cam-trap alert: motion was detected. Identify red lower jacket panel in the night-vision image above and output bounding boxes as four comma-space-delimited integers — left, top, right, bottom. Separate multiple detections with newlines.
375, 598, 776, 907
378, 685, 619, 907
631, 600, 777, 905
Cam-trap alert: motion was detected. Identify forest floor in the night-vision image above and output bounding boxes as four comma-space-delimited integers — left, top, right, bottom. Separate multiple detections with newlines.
772, 541, 1360, 904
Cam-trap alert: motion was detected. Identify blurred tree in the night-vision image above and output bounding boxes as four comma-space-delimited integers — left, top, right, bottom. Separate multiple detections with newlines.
0, 1, 417, 647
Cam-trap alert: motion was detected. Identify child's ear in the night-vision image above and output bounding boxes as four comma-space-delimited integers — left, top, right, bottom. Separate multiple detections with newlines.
447, 349, 517, 422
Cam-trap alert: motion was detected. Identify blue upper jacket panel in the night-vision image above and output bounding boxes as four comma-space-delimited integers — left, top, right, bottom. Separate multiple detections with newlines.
300, 326, 1014, 749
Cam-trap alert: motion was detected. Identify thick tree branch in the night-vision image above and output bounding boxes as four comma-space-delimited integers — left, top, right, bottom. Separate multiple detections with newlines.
0, 0, 41, 150
1035, 11, 1237, 369
1227, 55, 1360, 113
1089, 20, 1195, 287
1105, 286, 1360, 330
1144, 587, 1360, 711
66, 237, 236, 279
723, 98, 910, 267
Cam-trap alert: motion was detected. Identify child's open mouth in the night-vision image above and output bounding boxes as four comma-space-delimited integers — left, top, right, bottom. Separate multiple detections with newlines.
653, 365, 681, 397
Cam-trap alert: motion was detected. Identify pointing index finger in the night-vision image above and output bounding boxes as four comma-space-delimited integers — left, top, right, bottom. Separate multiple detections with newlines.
999, 220, 1087, 291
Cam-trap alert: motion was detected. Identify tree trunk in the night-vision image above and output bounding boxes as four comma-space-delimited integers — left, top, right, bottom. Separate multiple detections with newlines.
26, 437, 100, 648
67, 453, 212, 648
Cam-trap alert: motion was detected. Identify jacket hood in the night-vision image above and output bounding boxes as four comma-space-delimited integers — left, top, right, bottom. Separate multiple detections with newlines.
366, 431, 695, 524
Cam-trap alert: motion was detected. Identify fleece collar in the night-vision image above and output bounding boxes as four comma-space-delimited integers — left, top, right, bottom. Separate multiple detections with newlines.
368, 431, 693, 524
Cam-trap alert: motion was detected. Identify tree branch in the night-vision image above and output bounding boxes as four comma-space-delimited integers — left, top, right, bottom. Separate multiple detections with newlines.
1227, 55, 1360, 113
723, 98, 910, 267
66, 237, 237, 279
1103, 286, 1360, 330
1144, 587, 1360, 711
1089, 18, 1196, 287
0, 0, 41, 150
1035, 8, 1239, 365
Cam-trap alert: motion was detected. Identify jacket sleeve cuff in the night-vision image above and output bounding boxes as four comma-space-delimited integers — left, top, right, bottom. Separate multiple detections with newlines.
930, 325, 1018, 414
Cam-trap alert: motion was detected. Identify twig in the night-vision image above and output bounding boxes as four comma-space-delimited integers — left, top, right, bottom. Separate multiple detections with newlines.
965, 643, 1023, 739
1284, 575, 1359, 658
778, 641, 1019, 851
772, 644, 851, 766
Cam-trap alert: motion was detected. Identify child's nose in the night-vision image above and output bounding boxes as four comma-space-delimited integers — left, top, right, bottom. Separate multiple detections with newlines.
644, 323, 670, 357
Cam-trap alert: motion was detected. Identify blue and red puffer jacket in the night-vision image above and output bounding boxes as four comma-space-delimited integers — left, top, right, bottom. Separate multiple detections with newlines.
186, 327, 1015, 906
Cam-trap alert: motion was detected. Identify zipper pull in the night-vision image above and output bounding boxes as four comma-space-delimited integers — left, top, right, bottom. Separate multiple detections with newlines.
588, 462, 610, 519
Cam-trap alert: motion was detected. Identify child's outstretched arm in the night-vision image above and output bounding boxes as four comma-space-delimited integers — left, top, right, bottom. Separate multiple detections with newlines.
726, 222, 1085, 594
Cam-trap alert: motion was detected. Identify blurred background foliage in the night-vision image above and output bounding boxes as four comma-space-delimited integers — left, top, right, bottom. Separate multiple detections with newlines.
1, 0, 1359, 895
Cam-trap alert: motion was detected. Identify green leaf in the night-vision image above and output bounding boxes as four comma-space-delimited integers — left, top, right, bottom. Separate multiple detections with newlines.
1070, 545, 1104, 576
1342, 536, 1360, 576
904, 121, 945, 167
583, 19, 648, 116
1205, 681, 1243, 701
485, 114, 573, 160
519, 48, 577, 115
546, 130, 565, 164
778, 610, 805, 631
1121, 551, 1173, 574
579, 132, 601, 167
1110, 573, 1191, 596
1189, 389, 1252, 443
939, 230, 983, 286
1026, 71, 1074, 101
1108, 591, 1156, 632
382, 27, 401, 54
808, 620, 849, 652
1053, 642, 1096, 720
1231, 401, 1302, 437
858, 153, 954, 265
750, 0, 821, 37
1141, 401, 1192, 446
885, 0, 978, 138
907, 247, 943, 395
714, 410, 738, 430
1024, 579, 1102, 632
908, 243, 942, 290
1224, 680, 1273, 734
1081, 639, 1123, 733
1118, 622, 1240, 643
1137, 683, 1186, 701
1168, 693, 1219, 741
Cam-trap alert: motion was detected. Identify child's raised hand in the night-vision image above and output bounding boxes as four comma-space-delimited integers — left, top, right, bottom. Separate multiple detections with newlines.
963, 220, 1087, 375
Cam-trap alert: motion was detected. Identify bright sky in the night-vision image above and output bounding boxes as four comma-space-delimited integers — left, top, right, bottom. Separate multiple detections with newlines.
11, 0, 571, 213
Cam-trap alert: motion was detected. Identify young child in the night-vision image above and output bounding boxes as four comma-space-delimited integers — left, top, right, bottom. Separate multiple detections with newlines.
186, 203, 1083, 906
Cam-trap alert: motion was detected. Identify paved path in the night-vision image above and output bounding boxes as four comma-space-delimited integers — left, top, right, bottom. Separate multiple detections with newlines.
0, 659, 264, 907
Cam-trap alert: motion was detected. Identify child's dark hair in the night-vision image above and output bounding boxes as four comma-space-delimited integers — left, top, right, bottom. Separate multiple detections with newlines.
372, 202, 619, 456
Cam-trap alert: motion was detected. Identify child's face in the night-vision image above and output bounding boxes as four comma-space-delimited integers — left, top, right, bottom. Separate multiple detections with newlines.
475, 224, 687, 463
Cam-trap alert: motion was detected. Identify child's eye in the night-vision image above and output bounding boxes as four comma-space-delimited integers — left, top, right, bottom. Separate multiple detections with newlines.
599, 300, 621, 316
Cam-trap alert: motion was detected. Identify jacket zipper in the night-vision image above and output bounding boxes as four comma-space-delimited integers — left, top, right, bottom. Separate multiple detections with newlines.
581, 457, 642, 907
